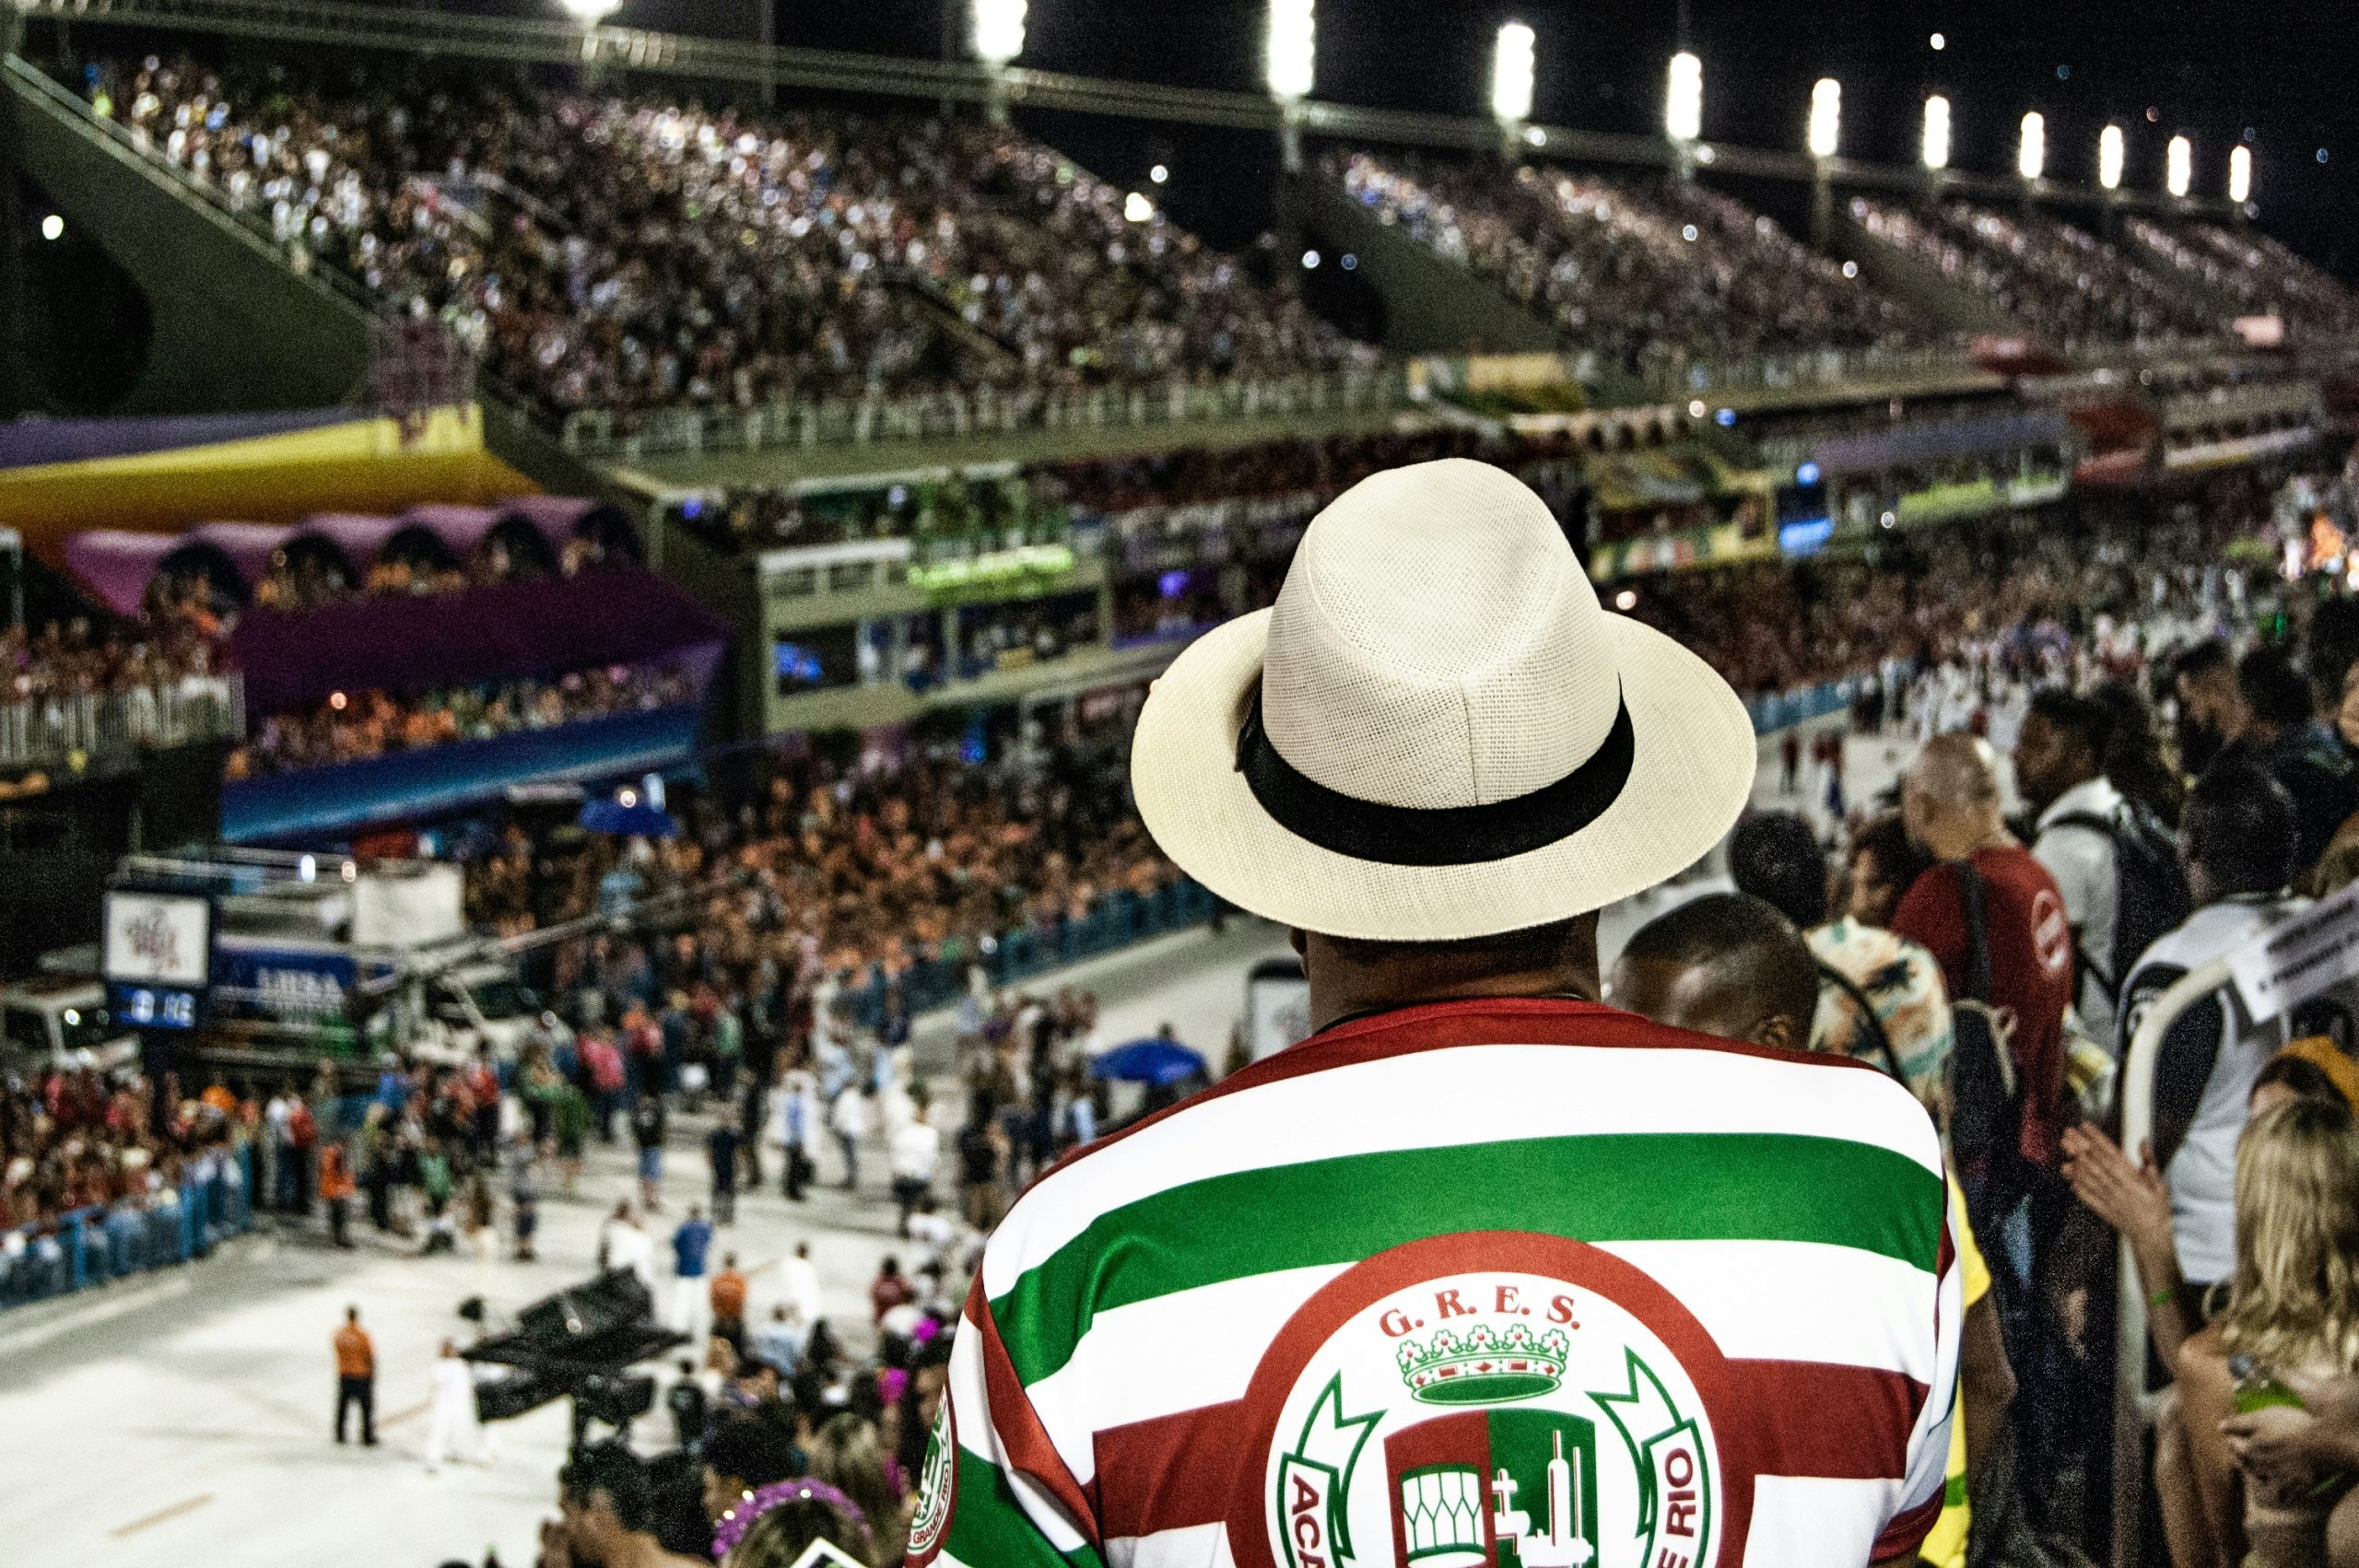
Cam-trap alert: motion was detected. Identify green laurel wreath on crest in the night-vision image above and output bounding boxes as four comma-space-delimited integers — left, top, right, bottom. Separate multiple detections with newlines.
1276, 1375, 1384, 1568
1592, 1348, 1714, 1567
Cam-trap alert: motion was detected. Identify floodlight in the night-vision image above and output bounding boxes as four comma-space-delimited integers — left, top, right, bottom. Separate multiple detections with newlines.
1807, 77, 1840, 159
2018, 111, 2045, 181
1665, 52, 1702, 142
1921, 96, 1951, 170
2167, 135, 2191, 198
557, 0, 618, 23
2229, 144, 2252, 204
1493, 22, 1536, 123
972, 0, 1026, 66
2098, 123, 2124, 190
1267, 0, 1314, 101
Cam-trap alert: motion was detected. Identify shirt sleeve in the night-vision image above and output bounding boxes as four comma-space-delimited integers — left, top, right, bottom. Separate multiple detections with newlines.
1872, 1162, 1964, 1562
2031, 825, 2107, 933
910, 1279, 1103, 1568
1891, 868, 1963, 979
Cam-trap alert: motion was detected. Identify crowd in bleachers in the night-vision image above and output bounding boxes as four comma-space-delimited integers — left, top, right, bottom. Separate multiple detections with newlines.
87, 53, 1372, 416
2128, 217, 2359, 337
0, 1066, 250, 1244
227, 661, 696, 779
1332, 149, 1930, 381
1851, 195, 2219, 347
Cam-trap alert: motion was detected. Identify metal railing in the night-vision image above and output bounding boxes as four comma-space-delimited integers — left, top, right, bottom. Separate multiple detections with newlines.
559, 367, 1413, 459
0, 674, 244, 769
0, 1143, 254, 1310
839, 879, 1218, 1026
1664, 342, 1988, 400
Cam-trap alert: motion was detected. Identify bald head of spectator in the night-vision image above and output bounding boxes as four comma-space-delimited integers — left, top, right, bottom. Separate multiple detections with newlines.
1609, 894, 1821, 1053
1903, 732, 2007, 861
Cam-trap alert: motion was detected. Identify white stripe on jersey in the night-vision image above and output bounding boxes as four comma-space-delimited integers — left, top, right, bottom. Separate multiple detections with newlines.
984, 1041, 1942, 1297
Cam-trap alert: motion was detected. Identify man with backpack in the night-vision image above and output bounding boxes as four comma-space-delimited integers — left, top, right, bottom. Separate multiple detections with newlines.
1893, 734, 2077, 1223
2015, 687, 2191, 1051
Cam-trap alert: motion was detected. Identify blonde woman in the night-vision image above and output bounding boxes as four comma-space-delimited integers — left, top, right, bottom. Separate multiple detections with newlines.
2172, 1097, 2359, 1568
804, 1413, 908, 1568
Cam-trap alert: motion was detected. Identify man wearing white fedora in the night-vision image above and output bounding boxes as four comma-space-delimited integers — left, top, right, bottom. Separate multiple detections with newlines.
909, 461, 1959, 1568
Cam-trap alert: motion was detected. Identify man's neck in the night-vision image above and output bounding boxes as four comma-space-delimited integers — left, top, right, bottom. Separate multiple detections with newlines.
1306, 967, 1601, 1035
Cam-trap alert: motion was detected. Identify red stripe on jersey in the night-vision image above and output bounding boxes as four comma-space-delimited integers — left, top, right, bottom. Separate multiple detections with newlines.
1087, 1360, 1924, 1539
1872, 1488, 1945, 1560
1092, 1400, 1247, 1539
1724, 1360, 1929, 1481
967, 1281, 1102, 1546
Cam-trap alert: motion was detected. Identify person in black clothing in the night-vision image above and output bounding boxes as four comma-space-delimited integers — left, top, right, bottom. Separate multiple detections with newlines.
707, 1115, 739, 1225
631, 1094, 667, 1214
2227, 646, 2357, 876
665, 1358, 709, 1452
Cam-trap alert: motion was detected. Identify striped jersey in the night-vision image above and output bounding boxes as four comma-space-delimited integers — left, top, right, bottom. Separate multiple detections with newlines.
907, 998, 1960, 1568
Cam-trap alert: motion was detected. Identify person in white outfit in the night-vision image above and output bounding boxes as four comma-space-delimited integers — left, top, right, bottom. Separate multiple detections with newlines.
603, 1205, 657, 1291
828, 1087, 873, 1189
424, 1339, 480, 1472
778, 1240, 825, 1330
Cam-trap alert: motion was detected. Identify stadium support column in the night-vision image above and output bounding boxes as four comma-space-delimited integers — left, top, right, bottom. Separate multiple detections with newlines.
1278, 99, 1302, 176
757, 0, 775, 108
1810, 164, 1832, 253
0, 0, 26, 421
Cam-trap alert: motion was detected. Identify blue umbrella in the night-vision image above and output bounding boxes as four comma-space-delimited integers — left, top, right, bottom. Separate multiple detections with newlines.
1090, 1037, 1207, 1087
578, 799, 679, 837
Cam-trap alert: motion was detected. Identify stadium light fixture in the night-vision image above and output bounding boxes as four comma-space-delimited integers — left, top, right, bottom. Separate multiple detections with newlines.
2018, 111, 2046, 181
972, 0, 1026, 66
2229, 144, 2253, 204
1492, 22, 1536, 123
557, 0, 619, 23
1266, 0, 1315, 101
2167, 134, 2192, 197
1921, 95, 1951, 170
1807, 77, 1841, 159
1665, 52, 1703, 142
2098, 123, 2125, 190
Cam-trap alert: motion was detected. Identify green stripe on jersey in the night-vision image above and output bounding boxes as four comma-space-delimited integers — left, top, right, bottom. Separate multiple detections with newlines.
992, 1130, 1941, 1387
943, 1445, 1108, 1568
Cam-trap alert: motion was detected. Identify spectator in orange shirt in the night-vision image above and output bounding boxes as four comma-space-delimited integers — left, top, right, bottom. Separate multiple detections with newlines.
708, 1253, 749, 1356
333, 1305, 376, 1446
319, 1141, 356, 1249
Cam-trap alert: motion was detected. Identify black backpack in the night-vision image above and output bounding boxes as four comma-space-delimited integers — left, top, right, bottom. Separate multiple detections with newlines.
2043, 800, 2192, 1006
1944, 860, 2023, 1182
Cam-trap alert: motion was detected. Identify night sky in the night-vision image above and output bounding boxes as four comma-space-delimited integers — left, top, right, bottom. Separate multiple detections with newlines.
725, 0, 2354, 273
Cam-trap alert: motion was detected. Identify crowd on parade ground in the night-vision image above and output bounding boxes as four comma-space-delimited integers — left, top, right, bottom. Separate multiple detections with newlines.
85, 53, 1371, 415
1332, 147, 1931, 378
226, 661, 696, 779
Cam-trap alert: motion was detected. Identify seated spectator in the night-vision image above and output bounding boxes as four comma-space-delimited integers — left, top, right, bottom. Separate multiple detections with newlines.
2169, 1097, 2359, 1568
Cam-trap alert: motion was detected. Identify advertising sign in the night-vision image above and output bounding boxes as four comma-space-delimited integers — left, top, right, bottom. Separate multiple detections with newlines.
102, 893, 212, 987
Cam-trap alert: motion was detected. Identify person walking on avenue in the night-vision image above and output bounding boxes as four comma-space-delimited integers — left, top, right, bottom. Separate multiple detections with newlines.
424, 1338, 480, 1473
887, 1100, 941, 1238
669, 1205, 714, 1344
828, 1083, 871, 1191
333, 1305, 376, 1446
706, 1116, 739, 1225
319, 1139, 356, 1249
908, 461, 1959, 1566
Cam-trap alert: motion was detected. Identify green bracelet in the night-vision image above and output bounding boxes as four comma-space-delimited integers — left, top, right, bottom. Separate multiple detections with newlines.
2149, 1285, 2179, 1309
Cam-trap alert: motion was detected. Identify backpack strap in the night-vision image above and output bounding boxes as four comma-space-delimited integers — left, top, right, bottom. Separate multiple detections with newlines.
2041, 810, 2125, 1002
1816, 959, 1907, 1083
1954, 857, 1994, 1006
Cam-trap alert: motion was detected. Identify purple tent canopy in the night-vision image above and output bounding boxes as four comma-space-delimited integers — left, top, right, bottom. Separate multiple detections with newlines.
61, 498, 640, 615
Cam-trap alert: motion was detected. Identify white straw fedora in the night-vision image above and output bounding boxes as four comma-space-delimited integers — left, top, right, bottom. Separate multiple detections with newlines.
1131, 458, 1755, 941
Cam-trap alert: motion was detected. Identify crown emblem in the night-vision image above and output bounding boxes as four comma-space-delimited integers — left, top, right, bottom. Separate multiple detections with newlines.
1396, 1321, 1572, 1405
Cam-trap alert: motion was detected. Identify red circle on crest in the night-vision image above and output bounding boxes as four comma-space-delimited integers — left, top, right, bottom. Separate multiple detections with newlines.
1221, 1230, 1756, 1568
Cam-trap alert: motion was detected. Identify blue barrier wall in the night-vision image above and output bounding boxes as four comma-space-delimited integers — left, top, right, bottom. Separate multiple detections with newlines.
222, 704, 705, 843
0, 1144, 255, 1311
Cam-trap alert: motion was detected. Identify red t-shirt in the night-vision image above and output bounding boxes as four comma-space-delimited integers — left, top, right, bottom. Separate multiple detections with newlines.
1893, 847, 2076, 1170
